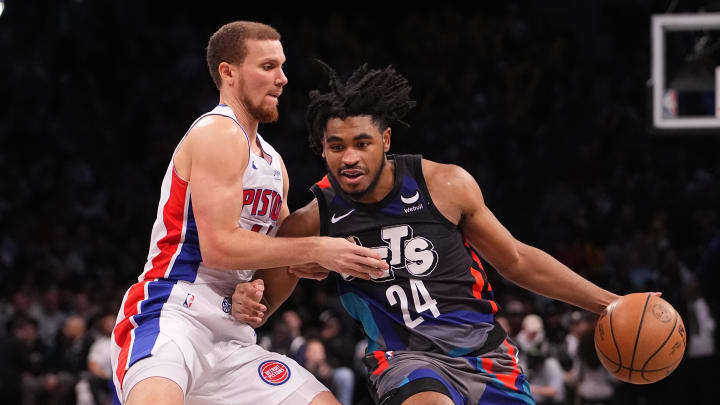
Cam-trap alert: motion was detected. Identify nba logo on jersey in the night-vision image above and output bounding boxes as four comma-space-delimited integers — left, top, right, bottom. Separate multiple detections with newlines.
183, 293, 195, 308
258, 360, 291, 385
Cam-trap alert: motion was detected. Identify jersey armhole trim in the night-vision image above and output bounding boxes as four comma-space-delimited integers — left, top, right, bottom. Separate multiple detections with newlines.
172, 113, 252, 182
171, 167, 189, 185
197, 112, 252, 164
412, 157, 458, 229
311, 186, 329, 236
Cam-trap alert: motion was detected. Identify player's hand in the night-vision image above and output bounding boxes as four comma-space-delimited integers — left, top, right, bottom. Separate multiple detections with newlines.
315, 237, 388, 280
231, 279, 266, 328
288, 263, 330, 280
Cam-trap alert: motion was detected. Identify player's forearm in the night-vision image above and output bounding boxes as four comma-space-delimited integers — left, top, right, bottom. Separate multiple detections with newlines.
253, 269, 299, 325
499, 243, 618, 314
202, 230, 323, 270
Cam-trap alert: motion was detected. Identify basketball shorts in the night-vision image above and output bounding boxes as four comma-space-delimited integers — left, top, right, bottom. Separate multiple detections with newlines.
368, 339, 535, 405
111, 279, 329, 404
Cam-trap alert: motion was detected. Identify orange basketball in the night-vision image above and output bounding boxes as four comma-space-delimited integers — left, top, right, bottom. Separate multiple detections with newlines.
594, 293, 686, 384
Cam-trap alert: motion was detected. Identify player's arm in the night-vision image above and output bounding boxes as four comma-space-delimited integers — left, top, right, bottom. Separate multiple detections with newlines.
184, 117, 387, 274
233, 198, 323, 327
423, 160, 618, 314
246, 158, 315, 325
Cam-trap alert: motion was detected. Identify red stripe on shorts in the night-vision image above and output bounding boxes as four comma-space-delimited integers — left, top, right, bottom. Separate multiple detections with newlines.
372, 350, 389, 376
113, 281, 149, 386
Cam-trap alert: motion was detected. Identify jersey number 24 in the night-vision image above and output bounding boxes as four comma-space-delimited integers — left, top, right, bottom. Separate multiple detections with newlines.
386, 279, 440, 328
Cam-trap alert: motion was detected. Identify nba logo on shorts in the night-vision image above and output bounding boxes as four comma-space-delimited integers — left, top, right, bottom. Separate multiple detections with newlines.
222, 297, 232, 314
258, 360, 291, 385
183, 293, 195, 308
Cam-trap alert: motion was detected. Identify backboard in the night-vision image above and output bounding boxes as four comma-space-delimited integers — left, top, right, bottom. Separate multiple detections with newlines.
651, 13, 720, 131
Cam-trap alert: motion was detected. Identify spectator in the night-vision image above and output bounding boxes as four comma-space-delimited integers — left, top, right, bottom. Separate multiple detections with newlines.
29, 286, 68, 350
297, 339, 337, 399
86, 313, 115, 405
681, 279, 716, 404
7, 315, 55, 405
517, 314, 566, 405
317, 310, 355, 405
46, 315, 91, 405
566, 326, 617, 405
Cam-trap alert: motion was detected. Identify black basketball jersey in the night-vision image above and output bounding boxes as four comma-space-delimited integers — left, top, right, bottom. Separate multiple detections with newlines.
311, 154, 506, 365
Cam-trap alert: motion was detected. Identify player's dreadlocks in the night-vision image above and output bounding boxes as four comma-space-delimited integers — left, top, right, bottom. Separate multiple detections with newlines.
305, 60, 416, 155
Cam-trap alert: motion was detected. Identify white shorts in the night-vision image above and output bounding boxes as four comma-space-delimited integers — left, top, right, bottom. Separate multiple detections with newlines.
111, 278, 329, 404
118, 336, 327, 404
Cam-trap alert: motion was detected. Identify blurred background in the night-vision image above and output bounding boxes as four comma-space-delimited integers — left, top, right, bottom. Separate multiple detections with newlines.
0, 1, 718, 404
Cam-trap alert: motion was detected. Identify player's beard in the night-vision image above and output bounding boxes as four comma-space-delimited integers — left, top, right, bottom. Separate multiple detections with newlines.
328, 154, 386, 200
243, 94, 279, 123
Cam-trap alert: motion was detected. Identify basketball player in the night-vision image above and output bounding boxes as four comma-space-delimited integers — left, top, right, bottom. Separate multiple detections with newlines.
110, 23, 388, 405
232, 61, 625, 405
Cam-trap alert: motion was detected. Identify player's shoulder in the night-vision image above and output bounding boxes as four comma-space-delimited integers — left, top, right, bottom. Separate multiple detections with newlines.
421, 159, 485, 211
421, 158, 475, 187
189, 114, 245, 139
186, 115, 249, 152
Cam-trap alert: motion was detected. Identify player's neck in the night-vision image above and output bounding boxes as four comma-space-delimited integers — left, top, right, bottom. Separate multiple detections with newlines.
219, 95, 259, 143
353, 159, 396, 204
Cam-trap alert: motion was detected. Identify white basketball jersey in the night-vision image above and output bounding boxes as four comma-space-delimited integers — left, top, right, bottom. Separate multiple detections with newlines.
138, 104, 284, 287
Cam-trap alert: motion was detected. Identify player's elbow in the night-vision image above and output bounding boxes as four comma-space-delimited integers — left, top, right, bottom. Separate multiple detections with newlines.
495, 256, 521, 279
493, 242, 525, 279
199, 236, 235, 270
200, 249, 230, 269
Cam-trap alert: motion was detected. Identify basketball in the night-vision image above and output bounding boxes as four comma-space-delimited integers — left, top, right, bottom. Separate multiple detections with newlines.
594, 293, 686, 384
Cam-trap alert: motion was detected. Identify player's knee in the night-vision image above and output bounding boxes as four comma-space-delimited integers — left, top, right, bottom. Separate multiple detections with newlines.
401, 391, 454, 405
125, 376, 184, 405
307, 390, 342, 405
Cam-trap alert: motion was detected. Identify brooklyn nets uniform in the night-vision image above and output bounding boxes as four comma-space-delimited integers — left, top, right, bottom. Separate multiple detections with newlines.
111, 105, 327, 404
311, 154, 534, 405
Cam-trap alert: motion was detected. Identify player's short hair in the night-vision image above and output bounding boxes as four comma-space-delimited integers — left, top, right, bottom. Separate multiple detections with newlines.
206, 21, 281, 90
305, 60, 416, 155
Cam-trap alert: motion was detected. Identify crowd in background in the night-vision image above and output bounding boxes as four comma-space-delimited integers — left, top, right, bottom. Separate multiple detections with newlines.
1, 1, 719, 404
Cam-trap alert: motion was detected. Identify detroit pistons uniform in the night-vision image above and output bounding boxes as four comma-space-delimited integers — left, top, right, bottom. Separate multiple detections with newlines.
311, 155, 534, 405
111, 105, 327, 404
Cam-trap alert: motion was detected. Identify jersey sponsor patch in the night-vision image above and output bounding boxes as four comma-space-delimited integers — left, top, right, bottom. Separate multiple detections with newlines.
258, 360, 291, 385
400, 191, 420, 204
